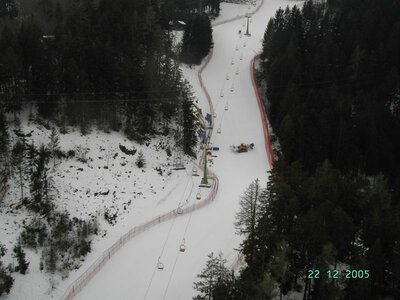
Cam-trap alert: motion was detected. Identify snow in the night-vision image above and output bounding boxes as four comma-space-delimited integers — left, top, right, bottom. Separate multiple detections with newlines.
0, 1, 305, 299
70, 1, 300, 300
1, 113, 197, 299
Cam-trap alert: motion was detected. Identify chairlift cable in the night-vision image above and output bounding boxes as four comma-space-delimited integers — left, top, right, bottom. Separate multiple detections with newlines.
159, 176, 191, 255
143, 265, 158, 300
143, 174, 191, 299
162, 179, 196, 300
162, 247, 181, 300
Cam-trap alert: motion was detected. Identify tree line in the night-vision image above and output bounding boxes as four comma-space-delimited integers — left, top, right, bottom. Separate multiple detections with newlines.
195, 162, 400, 299
0, 0, 199, 151
261, 0, 400, 183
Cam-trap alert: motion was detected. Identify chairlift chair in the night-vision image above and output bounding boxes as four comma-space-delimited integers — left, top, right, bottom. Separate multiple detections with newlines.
180, 239, 186, 252
157, 257, 164, 270
192, 166, 199, 176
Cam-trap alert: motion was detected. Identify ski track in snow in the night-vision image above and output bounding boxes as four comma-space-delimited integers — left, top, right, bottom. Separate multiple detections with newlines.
58, 1, 301, 300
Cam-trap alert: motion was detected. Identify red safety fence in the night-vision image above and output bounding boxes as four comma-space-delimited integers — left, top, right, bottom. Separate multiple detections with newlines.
61, 172, 219, 300
61, 51, 220, 300
250, 54, 276, 167
228, 55, 277, 273
61, 2, 277, 297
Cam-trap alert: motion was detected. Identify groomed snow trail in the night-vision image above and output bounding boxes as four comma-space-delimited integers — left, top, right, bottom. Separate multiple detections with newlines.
74, 1, 296, 299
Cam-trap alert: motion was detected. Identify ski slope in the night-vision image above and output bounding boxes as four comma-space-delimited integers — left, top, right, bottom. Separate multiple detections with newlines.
71, 1, 298, 299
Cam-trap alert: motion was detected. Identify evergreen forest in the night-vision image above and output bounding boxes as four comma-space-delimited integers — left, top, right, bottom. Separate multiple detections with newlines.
195, 0, 400, 299
0, 0, 216, 150
0, 0, 216, 296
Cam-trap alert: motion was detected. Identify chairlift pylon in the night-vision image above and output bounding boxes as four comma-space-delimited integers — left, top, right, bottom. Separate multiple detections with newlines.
230, 84, 234, 92
225, 103, 229, 111
196, 189, 201, 200
235, 67, 239, 75
231, 59, 235, 65
217, 126, 221, 134
226, 73, 230, 80
240, 53, 243, 60
220, 89, 224, 97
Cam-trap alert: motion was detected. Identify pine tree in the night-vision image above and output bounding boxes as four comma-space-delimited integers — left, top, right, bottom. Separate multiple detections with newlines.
0, 263, 13, 295
194, 252, 231, 300
0, 110, 9, 164
181, 85, 198, 157
181, 14, 213, 65
13, 244, 29, 274
29, 145, 53, 215
253, 273, 278, 300
135, 151, 146, 168
46, 244, 57, 273
268, 240, 291, 298
26, 141, 37, 176
0, 243, 12, 295
235, 179, 266, 268
48, 127, 60, 168
235, 179, 264, 236
11, 140, 26, 202
0, 110, 10, 200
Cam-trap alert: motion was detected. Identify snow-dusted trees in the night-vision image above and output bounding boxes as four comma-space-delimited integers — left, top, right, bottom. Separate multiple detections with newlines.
0, 110, 10, 201
0, 243, 13, 296
29, 145, 54, 215
0, 110, 9, 164
234, 180, 268, 269
48, 127, 60, 168
13, 244, 29, 274
11, 140, 26, 202
181, 82, 198, 157
193, 252, 233, 300
135, 151, 146, 168
234, 179, 265, 236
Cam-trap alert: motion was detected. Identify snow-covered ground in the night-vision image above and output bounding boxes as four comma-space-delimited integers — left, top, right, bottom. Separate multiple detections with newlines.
68, 1, 300, 300
0, 111, 199, 299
